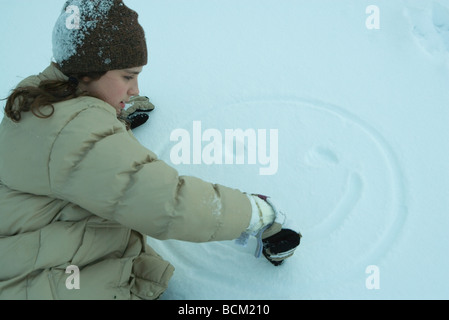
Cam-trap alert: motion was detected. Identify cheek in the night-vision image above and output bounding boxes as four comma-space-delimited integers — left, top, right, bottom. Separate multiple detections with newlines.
92, 80, 125, 103
108, 81, 128, 98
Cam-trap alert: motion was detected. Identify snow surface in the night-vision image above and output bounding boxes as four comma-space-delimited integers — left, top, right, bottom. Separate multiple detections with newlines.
1, 0, 449, 299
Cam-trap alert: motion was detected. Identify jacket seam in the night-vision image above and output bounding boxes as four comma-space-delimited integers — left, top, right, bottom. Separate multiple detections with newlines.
112, 160, 147, 216
47, 109, 88, 194
207, 184, 224, 241
47, 106, 118, 196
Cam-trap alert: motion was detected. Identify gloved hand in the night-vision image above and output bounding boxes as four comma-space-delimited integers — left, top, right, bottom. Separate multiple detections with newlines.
239, 194, 302, 266
262, 227, 301, 266
120, 96, 155, 129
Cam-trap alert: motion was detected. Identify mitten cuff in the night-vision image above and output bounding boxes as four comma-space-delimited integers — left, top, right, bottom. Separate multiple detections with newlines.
246, 194, 276, 234
235, 194, 276, 247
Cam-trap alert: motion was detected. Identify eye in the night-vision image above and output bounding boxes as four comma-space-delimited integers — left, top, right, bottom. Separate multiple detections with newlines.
123, 76, 134, 81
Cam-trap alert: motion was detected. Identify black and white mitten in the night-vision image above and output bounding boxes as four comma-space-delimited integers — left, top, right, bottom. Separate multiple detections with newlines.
121, 96, 155, 129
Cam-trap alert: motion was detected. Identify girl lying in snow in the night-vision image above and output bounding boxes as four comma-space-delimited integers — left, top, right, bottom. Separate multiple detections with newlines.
0, 0, 300, 300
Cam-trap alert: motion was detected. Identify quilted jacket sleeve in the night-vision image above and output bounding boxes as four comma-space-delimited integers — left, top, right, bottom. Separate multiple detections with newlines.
48, 104, 252, 242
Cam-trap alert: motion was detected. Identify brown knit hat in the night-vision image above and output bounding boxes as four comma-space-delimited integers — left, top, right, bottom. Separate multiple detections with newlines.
52, 0, 148, 75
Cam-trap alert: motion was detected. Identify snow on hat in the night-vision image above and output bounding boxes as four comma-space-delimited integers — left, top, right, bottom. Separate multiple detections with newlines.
52, 0, 147, 75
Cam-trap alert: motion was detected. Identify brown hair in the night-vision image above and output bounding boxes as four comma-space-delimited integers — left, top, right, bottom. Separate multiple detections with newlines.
3, 63, 106, 122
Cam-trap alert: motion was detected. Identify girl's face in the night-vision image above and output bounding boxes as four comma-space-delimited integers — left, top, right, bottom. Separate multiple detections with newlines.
81, 66, 143, 115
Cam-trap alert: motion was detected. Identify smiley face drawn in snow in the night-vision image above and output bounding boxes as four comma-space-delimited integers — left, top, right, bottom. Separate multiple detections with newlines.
152, 97, 408, 288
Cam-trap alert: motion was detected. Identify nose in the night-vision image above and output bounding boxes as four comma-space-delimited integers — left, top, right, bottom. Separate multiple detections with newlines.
128, 81, 140, 96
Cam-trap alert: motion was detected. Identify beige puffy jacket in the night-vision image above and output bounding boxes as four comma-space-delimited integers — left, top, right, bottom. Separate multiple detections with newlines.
0, 64, 252, 299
